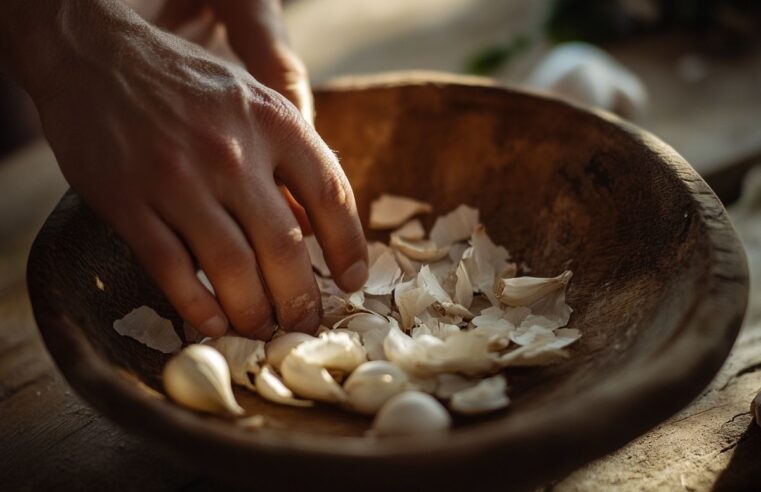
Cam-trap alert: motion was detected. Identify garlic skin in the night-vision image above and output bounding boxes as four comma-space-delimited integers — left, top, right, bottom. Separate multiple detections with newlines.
344, 361, 409, 415
265, 332, 315, 372
255, 365, 314, 408
163, 344, 244, 416
202, 336, 265, 390
449, 375, 509, 414
113, 306, 182, 354
372, 391, 451, 436
369, 194, 433, 230
495, 271, 572, 307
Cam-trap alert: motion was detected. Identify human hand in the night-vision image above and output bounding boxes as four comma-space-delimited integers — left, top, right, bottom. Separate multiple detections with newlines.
30, 1, 367, 339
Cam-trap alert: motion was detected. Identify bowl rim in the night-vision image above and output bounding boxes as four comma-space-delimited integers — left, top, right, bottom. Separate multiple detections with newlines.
28, 71, 749, 481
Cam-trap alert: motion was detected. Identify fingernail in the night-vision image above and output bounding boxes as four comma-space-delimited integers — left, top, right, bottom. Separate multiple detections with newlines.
292, 310, 321, 334
339, 260, 368, 292
199, 315, 228, 337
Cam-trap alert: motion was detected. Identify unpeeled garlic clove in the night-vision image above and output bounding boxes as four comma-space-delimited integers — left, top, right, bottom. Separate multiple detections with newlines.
495, 270, 572, 307
344, 361, 409, 415
371, 391, 451, 436
255, 365, 314, 408
163, 344, 244, 416
265, 332, 315, 372
202, 336, 265, 390
449, 375, 509, 414
280, 351, 347, 403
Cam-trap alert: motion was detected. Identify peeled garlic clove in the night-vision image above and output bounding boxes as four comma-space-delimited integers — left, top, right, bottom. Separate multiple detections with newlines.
255, 365, 314, 408
113, 306, 182, 354
369, 194, 433, 230
202, 336, 265, 390
344, 361, 409, 415
265, 332, 315, 372
163, 344, 244, 416
280, 351, 347, 403
449, 375, 509, 415
495, 270, 573, 306
371, 391, 451, 436
390, 234, 450, 262
430, 204, 479, 247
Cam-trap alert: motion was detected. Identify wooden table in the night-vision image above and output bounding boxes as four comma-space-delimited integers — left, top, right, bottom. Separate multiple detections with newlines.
3, 1, 761, 490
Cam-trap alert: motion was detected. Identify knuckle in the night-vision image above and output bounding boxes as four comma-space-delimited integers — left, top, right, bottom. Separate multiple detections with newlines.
319, 166, 351, 210
253, 88, 300, 134
207, 246, 253, 276
201, 132, 248, 178
265, 227, 304, 266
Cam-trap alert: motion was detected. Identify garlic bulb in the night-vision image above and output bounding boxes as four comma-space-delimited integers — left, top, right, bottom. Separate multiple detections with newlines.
202, 336, 265, 390
525, 42, 648, 119
495, 270, 573, 307
255, 365, 314, 408
162, 344, 244, 416
265, 332, 315, 371
371, 391, 451, 436
344, 361, 409, 415
449, 375, 509, 414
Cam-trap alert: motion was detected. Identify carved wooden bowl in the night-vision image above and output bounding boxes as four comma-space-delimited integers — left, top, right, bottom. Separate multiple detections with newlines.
28, 73, 748, 491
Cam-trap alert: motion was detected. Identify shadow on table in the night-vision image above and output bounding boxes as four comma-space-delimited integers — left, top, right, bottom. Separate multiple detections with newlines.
712, 422, 761, 491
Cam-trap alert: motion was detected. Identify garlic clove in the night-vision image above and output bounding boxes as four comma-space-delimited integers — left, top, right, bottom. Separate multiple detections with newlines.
163, 344, 244, 416
449, 375, 509, 414
344, 361, 409, 415
390, 234, 450, 262
363, 251, 404, 295
202, 336, 265, 391
371, 391, 451, 436
113, 306, 183, 354
280, 351, 347, 403
430, 204, 479, 247
369, 194, 433, 230
265, 332, 315, 372
255, 365, 314, 408
435, 373, 483, 400
495, 270, 573, 306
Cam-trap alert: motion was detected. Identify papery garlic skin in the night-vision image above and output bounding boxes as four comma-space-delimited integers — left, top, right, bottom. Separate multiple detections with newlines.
202, 336, 265, 390
163, 344, 244, 416
495, 271, 572, 307
372, 391, 451, 436
344, 361, 409, 415
449, 375, 509, 414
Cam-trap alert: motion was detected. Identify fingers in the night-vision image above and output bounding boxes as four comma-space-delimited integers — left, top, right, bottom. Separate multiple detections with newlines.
155, 189, 276, 339
279, 182, 312, 235
211, 0, 314, 122
114, 206, 228, 337
225, 176, 322, 334
271, 128, 368, 293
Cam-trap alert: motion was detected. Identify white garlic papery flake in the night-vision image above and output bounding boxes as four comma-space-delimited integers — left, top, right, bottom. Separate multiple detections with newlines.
495, 270, 573, 307
371, 391, 451, 436
369, 194, 433, 230
202, 336, 265, 390
113, 306, 182, 354
429, 204, 479, 247
364, 250, 403, 295
344, 360, 410, 415
449, 375, 510, 414
255, 365, 314, 408
390, 234, 450, 262
163, 344, 244, 416
295, 331, 367, 374
393, 219, 426, 240
265, 332, 315, 371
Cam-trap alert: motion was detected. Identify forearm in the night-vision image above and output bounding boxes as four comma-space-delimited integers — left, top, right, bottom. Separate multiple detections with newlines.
0, 0, 152, 103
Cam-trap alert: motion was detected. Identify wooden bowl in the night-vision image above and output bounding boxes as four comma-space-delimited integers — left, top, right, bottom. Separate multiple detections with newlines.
28, 73, 748, 491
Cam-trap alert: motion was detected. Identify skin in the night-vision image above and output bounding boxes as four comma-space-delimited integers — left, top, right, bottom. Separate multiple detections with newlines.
0, 0, 368, 339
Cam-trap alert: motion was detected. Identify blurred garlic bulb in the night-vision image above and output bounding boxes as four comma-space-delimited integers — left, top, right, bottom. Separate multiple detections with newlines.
202, 336, 265, 390
344, 361, 409, 415
255, 365, 314, 408
525, 42, 648, 119
265, 332, 315, 371
163, 344, 244, 416
371, 391, 451, 436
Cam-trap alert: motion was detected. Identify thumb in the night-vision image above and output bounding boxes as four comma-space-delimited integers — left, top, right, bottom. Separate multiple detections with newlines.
212, 0, 314, 123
